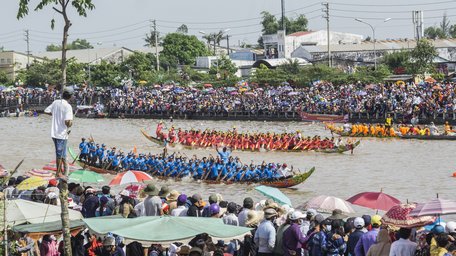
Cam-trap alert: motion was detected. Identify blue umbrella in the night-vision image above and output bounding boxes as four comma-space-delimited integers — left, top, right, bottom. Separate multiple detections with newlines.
255, 185, 292, 206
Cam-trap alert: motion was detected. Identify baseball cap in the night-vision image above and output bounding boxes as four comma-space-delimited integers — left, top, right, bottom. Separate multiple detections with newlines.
371, 215, 382, 226
306, 209, 317, 217
432, 225, 445, 235
354, 217, 365, 229
314, 214, 325, 224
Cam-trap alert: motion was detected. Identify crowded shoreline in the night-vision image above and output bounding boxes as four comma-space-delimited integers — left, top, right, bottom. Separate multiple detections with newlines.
2, 81, 456, 124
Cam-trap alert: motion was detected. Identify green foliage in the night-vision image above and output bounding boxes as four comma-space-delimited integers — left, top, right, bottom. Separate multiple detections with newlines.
432, 72, 445, 82
278, 58, 301, 75
161, 33, 209, 65
144, 31, 161, 47
409, 39, 438, 75
425, 13, 453, 39
90, 60, 122, 87
0, 70, 10, 84
19, 58, 85, 86
424, 26, 446, 39
46, 38, 93, 51
382, 50, 411, 74
260, 11, 280, 34
260, 11, 308, 35
209, 55, 237, 80
250, 64, 287, 86
18, 0, 95, 20
177, 24, 188, 34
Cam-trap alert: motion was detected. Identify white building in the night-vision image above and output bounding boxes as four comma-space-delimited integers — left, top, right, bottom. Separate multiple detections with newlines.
262, 30, 364, 59
0, 51, 43, 81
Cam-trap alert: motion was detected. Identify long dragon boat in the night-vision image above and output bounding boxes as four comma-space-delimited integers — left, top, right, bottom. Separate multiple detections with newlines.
68, 147, 315, 188
326, 123, 456, 140
140, 129, 359, 154
325, 123, 398, 138
399, 134, 456, 140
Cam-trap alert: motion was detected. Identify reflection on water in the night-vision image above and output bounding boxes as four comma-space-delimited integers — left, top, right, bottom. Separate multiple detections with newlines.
1, 116, 455, 214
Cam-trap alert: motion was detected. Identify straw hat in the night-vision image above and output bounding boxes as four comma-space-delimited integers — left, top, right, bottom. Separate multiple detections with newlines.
245, 210, 262, 227
166, 190, 180, 202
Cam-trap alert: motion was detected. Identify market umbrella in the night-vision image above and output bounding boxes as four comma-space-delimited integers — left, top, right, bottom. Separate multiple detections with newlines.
302, 195, 355, 214
6, 199, 83, 226
16, 176, 48, 190
109, 170, 153, 185
26, 169, 54, 180
346, 191, 401, 211
408, 198, 456, 217
68, 169, 104, 183
255, 185, 292, 206
83, 216, 252, 246
382, 203, 436, 228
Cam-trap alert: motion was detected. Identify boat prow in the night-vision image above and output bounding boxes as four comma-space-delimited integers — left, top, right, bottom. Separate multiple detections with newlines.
68, 147, 117, 175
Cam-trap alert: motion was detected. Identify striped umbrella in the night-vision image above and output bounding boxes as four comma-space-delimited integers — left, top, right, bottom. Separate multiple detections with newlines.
382, 203, 436, 228
109, 171, 153, 186
409, 198, 456, 217
26, 169, 55, 180
42, 160, 78, 173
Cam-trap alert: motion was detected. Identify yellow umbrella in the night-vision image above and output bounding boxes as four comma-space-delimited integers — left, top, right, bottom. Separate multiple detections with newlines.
16, 176, 48, 190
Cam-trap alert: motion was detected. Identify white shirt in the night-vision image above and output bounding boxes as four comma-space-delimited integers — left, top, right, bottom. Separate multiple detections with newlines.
170, 205, 187, 217
389, 238, 417, 256
238, 209, 249, 227
44, 99, 73, 139
134, 201, 146, 216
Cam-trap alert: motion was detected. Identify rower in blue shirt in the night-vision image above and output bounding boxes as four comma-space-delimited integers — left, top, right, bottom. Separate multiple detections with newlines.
96, 144, 105, 166
79, 138, 89, 162
216, 146, 232, 164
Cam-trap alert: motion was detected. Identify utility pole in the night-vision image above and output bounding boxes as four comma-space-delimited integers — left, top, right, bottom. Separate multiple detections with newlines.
322, 2, 331, 67
226, 34, 230, 54
281, 0, 286, 31
412, 11, 424, 40
24, 29, 30, 68
151, 19, 159, 71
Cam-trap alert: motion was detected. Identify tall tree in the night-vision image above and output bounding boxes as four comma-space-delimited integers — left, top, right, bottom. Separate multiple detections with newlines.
382, 50, 411, 74
17, 1, 94, 255
161, 33, 209, 65
440, 13, 450, 37
260, 11, 308, 35
144, 31, 161, 47
409, 39, 438, 76
177, 24, 188, 34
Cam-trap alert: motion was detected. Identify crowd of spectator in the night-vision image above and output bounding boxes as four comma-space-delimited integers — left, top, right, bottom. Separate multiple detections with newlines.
1, 81, 455, 120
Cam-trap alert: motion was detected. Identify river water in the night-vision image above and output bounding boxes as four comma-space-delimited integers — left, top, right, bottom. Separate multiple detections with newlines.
1, 116, 455, 214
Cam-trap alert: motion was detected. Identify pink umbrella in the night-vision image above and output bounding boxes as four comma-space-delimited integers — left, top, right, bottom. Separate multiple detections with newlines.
347, 191, 401, 211
382, 203, 436, 228
409, 198, 456, 217
109, 170, 153, 185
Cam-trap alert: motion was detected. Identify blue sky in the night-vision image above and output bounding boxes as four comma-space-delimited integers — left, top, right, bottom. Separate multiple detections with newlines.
1, 0, 454, 53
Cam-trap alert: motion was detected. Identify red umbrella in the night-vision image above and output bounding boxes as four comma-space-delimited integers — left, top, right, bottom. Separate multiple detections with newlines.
109, 170, 153, 185
382, 203, 436, 228
125, 184, 146, 198
347, 191, 401, 211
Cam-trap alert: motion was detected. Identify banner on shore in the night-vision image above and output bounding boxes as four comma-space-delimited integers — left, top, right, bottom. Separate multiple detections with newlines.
299, 111, 349, 123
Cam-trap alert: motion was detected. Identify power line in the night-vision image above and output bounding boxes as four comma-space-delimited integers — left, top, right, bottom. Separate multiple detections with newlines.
330, 6, 456, 14
331, 0, 456, 7
332, 13, 456, 21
